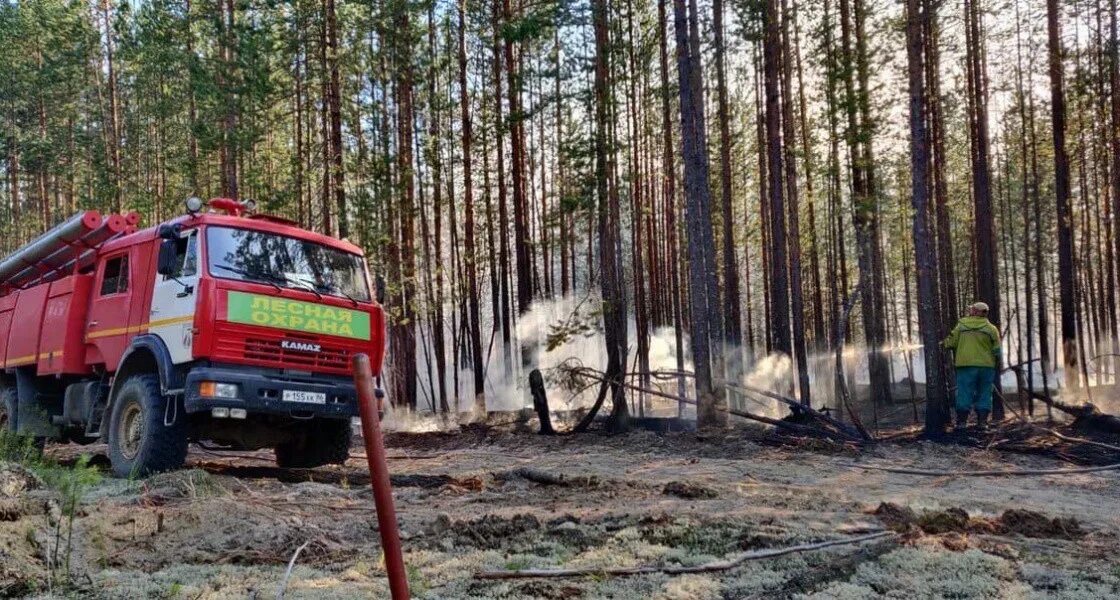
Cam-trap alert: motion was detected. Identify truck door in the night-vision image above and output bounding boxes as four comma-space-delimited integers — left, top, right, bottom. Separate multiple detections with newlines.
149, 229, 199, 364
86, 250, 134, 367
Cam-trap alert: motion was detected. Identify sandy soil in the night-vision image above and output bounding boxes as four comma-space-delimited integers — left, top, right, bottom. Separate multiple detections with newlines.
2, 425, 1119, 599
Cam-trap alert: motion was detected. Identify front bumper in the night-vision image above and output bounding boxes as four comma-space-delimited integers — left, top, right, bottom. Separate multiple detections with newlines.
184, 365, 358, 419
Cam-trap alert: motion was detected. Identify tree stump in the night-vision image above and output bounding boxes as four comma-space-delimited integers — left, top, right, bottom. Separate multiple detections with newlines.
529, 370, 555, 435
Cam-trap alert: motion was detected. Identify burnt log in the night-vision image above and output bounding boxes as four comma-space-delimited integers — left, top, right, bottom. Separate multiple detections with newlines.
529, 369, 556, 435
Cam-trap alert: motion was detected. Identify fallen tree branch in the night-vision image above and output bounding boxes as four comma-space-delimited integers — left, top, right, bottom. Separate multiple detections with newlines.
1023, 391, 1120, 434
641, 369, 867, 441
496, 467, 603, 488
1035, 427, 1120, 453
841, 461, 1120, 477
720, 380, 869, 441
564, 365, 858, 441
572, 376, 611, 434
1002, 358, 1043, 373
1087, 353, 1120, 364
474, 531, 893, 580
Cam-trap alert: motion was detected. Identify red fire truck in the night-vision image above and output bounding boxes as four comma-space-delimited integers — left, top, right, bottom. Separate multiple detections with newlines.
0, 198, 387, 477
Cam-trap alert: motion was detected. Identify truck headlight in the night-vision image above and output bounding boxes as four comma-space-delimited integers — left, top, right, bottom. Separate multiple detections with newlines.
200, 381, 240, 400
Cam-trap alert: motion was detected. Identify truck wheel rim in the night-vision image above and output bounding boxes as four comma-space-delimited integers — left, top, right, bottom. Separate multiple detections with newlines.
119, 402, 144, 460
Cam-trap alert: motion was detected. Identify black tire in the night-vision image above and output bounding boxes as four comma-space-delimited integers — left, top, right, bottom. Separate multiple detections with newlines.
107, 374, 188, 478
0, 387, 15, 433
275, 419, 352, 469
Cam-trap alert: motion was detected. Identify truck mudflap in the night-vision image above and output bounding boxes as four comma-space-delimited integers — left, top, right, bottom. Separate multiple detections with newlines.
183, 365, 358, 419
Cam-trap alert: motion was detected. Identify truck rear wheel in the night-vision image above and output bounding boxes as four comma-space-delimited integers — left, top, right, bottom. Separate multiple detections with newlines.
274, 419, 352, 469
107, 374, 188, 478
0, 387, 14, 433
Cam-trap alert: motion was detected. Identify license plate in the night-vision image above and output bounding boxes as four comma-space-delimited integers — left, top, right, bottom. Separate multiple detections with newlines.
283, 390, 326, 405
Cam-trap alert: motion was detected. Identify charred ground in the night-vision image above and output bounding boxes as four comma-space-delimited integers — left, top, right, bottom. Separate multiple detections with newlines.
1, 422, 1118, 599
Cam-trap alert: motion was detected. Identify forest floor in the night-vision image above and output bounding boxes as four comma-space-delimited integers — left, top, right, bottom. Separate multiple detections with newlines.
2, 419, 1120, 599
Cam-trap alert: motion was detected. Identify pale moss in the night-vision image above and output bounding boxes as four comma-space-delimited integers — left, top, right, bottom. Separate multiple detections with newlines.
805, 581, 881, 600
804, 548, 1020, 599
90, 563, 388, 600
1020, 562, 1120, 599
654, 574, 722, 600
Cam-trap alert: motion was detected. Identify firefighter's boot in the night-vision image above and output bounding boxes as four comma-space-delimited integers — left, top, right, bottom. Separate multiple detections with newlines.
976, 410, 991, 432
955, 410, 970, 432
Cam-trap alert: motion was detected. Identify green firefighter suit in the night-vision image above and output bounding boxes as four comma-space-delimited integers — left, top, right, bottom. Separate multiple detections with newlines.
943, 315, 1001, 427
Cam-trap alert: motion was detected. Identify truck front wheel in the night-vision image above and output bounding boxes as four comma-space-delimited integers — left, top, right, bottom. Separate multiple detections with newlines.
274, 419, 352, 469
107, 374, 188, 478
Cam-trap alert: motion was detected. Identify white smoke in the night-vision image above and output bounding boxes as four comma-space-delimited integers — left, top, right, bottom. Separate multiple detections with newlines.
391, 294, 696, 426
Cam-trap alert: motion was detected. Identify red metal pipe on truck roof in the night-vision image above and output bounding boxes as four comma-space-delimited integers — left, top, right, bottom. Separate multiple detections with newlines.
5, 214, 133, 291
0, 211, 103, 285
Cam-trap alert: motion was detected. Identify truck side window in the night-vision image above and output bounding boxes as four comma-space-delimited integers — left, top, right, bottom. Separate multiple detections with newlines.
182, 233, 198, 277
166, 232, 198, 280
99, 255, 130, 296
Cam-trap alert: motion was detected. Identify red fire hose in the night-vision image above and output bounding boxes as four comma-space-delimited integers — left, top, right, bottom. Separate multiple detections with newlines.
353, 354, 411, 599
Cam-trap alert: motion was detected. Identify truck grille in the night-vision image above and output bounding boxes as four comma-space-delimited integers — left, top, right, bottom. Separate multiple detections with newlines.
244, 337, 350, 371
212, 324, 352, 374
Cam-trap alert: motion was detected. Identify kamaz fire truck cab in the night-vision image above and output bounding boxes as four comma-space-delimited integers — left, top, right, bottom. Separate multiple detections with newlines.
0, 199, 387, 477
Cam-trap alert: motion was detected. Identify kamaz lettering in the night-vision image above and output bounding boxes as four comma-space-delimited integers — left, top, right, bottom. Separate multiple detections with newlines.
281, 340, 322, 353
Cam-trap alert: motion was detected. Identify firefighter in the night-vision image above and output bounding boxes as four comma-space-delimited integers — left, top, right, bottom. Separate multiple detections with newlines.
943, 302, 1001, 432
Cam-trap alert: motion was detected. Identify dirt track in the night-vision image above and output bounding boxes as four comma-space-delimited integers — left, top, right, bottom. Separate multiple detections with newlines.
3, 426, 1120, 599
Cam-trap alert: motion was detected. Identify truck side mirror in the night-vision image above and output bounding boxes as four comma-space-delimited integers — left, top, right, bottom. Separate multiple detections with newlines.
157, 239, 178, 276
375, 274, 387, 305
158, 223, 182, 240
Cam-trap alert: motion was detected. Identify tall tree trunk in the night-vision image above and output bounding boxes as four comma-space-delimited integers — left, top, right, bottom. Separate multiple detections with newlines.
591, 0, 629, 431
763, 0, 792, 365
325, 0, 346, 237
793, 9, 826, 349
390, 1, 419, 410
907, 0, 949, 435
458, 0, 485, 414
780, 0, 811, 405
501, 0, 532, 316
185, 0, 199, 192
1109, 0, 1120, 380
293, 17, 306, 228
479, 87, 502, 351
318, 2, 331, 232
674, 0, 726, 428
491, 6, 513, 365
823, 0, 843, 354
925, 0, 956, 333
1013, 0, 1037, 403
756, 41, 773, 354
964, 0, 998, 322
713, 0, 742, 357
101, 0, 123, 211
657, 0, 688, 411
840, 0, 891, 406
426, 7, 448, 413
1046, 0, 1078, 391
222, 0, 239, 200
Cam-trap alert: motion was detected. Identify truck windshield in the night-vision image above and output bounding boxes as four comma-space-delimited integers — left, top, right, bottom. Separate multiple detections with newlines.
206, 226, 371, 303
